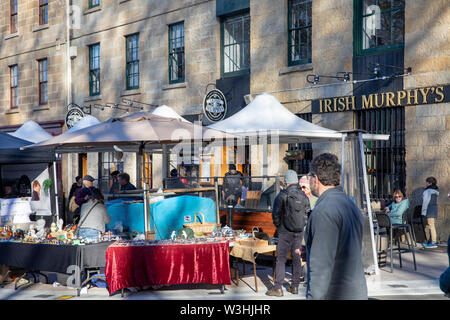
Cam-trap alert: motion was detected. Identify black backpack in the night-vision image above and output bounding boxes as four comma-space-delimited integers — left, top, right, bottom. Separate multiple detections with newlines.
224, 172, 243, 197
283, 186, 308, 232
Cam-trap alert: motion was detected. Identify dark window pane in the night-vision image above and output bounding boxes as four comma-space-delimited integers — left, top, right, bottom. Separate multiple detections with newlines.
169, 23, 184, 82
288, 0, 311, 65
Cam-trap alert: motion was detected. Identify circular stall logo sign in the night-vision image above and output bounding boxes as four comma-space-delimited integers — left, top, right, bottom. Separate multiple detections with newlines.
65, 106, 84, 129
203, 89, 227, 122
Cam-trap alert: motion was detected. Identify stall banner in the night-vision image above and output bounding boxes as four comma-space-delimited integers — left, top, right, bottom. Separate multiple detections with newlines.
29, 169, 52, 216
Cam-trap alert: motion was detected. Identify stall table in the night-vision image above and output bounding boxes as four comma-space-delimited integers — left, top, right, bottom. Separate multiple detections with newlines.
105, 241, 231, 296
229, 242, 277, 293
0, 241, 114, 295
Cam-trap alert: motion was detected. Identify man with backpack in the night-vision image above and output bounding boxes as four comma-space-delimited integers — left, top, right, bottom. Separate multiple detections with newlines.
222, 164, 244, 228
266, 170, 310, 297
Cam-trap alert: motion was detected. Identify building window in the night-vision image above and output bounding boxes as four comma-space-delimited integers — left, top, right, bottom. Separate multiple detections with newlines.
354, 0, 405, 56
89, 0, 100, 9
287, 113, 313, 174
10, 0, 18, 33
89, 43, 100, 96
355, 107, 405, 200
221, 11, 250, 76
38, 59, 48, 105
126, 33, 139, 90
10, 65, 18, 109
98, 152, 123, 194
39, 0, 48, 25
168, 22, 185, 84
288, 0, 312, 66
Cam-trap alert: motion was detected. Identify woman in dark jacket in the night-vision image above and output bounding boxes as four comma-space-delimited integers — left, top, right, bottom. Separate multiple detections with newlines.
421, 177, 440, 248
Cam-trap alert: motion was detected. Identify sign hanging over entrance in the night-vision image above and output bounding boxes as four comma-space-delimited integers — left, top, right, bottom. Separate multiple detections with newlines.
203, 89, 227, 122
311, 84, 449, 114
65, 104, 85, 129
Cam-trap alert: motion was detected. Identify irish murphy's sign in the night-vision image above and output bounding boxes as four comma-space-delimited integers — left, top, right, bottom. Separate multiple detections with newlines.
311, 85, 449, 114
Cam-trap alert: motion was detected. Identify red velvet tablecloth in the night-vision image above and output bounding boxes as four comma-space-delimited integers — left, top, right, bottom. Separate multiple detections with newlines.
105, 241, 231, 294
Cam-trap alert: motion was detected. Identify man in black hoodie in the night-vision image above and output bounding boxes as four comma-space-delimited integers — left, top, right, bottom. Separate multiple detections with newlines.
305, 153, 368, 300
266, 170, 310, 297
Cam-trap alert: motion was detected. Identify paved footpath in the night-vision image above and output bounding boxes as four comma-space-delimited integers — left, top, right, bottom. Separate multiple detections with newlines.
0, 244, 448, 300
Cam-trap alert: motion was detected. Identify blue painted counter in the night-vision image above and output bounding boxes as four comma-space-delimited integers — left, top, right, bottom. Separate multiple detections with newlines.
105, 195, 217, 240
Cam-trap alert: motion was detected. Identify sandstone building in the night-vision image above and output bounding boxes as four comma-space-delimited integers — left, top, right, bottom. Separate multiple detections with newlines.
0, 0, 448, 239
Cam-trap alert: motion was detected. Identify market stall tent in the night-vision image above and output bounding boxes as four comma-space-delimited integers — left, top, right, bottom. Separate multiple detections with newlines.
64, 115, 101, 134
151, 105, 191, 123
0, 131, 56, 164
8, 120, 53, 143
208, 93, 389, 142
24, 113, 237, 153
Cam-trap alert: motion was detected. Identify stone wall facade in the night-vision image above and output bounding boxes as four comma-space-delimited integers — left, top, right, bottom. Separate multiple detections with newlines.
0, 0, 448, 238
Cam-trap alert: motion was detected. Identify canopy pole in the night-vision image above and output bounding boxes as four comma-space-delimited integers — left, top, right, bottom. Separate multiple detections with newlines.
341, 134, 346, 188
214, 179, 220, 231
53, 159, 60, 222
358, 133, 379, 276
143, 182, 150, 237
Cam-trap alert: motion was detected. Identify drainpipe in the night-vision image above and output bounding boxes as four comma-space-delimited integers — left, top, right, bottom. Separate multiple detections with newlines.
66, 0, 72, 209
66, 0, 72, 107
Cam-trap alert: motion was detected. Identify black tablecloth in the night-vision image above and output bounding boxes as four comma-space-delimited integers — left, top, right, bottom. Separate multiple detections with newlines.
81, 241, 115, 270
0, 241, 115, 274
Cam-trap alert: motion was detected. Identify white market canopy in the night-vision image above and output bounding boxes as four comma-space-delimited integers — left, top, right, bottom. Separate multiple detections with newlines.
23, 112, 237, 154
8, 120, 53, 143
208, 93, 389, 143
65, 115, 101, 134
151, 105, 190, 123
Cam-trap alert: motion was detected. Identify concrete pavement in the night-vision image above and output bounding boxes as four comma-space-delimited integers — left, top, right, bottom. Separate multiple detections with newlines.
0, 243, 448, 300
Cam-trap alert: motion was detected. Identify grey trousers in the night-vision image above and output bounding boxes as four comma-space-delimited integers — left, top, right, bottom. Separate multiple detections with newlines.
274, 231, 303, 290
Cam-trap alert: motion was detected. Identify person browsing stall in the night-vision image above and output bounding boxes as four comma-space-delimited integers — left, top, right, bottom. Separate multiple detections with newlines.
77, 188, 111, 241
266, 170, 310, 297
68, 176, 83, 202
384, 189, 410, 225
166, 169, 187, 189
117, 173, 136, 191
299, 175, 318, 210
305, 153, 368, 300
75, 175, 96, 207
109, 170, 120, 194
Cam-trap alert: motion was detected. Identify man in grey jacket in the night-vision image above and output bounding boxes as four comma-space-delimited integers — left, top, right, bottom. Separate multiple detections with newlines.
305, 153, 368, 300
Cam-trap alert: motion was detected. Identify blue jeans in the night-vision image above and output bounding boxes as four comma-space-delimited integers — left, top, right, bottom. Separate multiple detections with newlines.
79, 228, 101, 241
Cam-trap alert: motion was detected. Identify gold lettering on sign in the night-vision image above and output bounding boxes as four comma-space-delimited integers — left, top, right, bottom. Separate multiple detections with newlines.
345, 96, 356, 110
386, 92, 395, 107
337, 97, 346, 111
324, 99, 332, 112
362, 95, 373, 109
333, 98, 338, 112
419, 87, 431, 104
397, 90, 406, 106
319, 99, 324, 113
407, 89, 419, 105
374, 93, 385, 108
435, 86, 444, 103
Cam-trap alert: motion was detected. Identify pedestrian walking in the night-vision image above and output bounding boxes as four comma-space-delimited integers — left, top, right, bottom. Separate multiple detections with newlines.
421, 177, 440, 248
299, 175, 318, 210
266, 170, 310, 297
439, 235, 450, 296
305, 153, 368, 300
